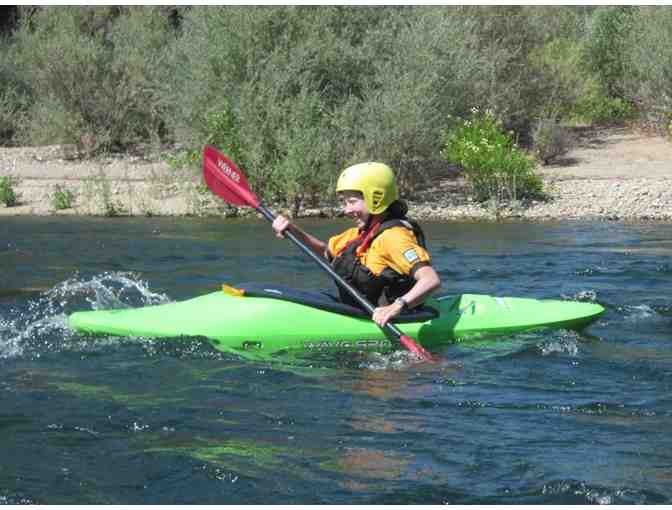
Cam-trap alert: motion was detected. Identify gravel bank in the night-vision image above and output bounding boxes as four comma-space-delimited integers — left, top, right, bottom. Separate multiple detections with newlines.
1, 127, 670, 221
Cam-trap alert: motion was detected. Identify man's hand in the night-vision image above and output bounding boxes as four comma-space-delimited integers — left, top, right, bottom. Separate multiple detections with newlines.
272, 215, 291, 239
372, 301, 404, 327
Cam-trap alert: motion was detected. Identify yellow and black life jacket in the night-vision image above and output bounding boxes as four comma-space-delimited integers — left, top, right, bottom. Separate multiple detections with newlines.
329, 218, 429, 307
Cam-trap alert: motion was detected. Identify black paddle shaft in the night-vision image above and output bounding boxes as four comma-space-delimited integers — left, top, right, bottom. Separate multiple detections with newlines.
256, 205, 407, 339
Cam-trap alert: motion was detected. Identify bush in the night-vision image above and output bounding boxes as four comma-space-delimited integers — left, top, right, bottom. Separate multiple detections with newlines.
573, 91, 634, 125
332, 8, 488, 191
0, 38, 30, 145
9, 5, 671, 205
458, 6, 550, 135
0, 176, 18, 206
531, 118, 571, 165
10, 7, 175, 151
582, 6, 635, 99
622, 7, 672, 130
0, 83, 27, 145
163, 6, 351, 207
530, 38, 589, 121
440, 109, 543, 204
51, 184, 75, 210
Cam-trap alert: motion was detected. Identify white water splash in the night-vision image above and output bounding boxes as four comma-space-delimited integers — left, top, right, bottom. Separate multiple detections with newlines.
48, 271, 170, 311
0, 272, 170, 359
621, 304, 657, 322
359, 349, 424, 370
538, 332, 580, 357
541, 479, 644, 505
0, 318, 22, 359
561, 289, 598, 302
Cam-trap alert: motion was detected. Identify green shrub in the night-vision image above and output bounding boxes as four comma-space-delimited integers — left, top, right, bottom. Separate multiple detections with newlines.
0, 84, 26, 145
582, 6, 635, 99
332, 8, 488, 190
163, 7, 345, 206
573, 91, 634, 125
457, 6, 553, 135
10, 5, 667, 206
531, 118, 571, 165
0, 38, 30, 145
622, 7, 672, 130
166, 6, 553, 205
11, 7, 175, 151
0, 176, 18, 206
51, 184, 75, 210
530, 38, 589, 120
440, 109, 543, 204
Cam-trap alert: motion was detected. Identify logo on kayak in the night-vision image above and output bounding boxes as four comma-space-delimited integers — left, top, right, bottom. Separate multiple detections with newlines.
217, 158, 240, 183
303, 339, 390, 351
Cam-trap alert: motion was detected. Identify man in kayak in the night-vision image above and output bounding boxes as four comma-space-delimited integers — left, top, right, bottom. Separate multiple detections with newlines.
272, 162, 441, 327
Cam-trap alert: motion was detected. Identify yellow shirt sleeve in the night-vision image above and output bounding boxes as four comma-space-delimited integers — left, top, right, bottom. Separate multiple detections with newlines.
366, 226, 431, 276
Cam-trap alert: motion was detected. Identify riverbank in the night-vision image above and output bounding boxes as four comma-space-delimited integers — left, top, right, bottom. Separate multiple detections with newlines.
1, 126, 670, 221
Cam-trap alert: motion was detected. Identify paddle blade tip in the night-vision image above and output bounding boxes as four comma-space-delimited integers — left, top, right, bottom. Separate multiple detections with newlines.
399, 335, 437, 363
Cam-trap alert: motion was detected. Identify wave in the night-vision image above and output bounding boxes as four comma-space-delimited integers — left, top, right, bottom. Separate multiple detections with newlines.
0, 272, 170, 360
538, 479, 666, 505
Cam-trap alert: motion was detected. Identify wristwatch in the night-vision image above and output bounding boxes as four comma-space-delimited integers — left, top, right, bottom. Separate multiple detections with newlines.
394, 297, 408, 310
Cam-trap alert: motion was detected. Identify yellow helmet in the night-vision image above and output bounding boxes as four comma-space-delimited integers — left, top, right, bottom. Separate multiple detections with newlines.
335, 162, 398, 215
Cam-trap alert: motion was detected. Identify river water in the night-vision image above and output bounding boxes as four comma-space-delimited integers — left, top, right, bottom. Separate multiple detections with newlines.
1, 217, 671, 504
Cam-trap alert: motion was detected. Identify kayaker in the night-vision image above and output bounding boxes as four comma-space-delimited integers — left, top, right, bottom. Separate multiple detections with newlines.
272, 162, 441, 327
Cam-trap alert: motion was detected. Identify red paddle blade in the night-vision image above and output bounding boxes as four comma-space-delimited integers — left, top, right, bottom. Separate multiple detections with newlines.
202, 145, 260, 208
399, 335, 436, 363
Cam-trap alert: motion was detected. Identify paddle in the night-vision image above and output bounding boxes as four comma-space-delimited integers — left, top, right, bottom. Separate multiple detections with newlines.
202, 145, 436, 362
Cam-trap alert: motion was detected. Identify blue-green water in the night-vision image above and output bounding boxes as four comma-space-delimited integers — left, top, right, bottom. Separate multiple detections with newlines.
1, 217, 671, 504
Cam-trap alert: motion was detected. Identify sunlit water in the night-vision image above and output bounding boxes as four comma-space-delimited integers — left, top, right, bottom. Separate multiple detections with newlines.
1, 217, 671, 504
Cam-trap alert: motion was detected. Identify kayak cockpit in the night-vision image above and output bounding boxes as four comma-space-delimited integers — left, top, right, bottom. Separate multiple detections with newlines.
236, 283, 439, 323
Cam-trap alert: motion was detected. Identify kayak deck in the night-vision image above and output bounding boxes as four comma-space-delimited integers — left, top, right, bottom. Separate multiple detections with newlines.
68, 284, 605, 355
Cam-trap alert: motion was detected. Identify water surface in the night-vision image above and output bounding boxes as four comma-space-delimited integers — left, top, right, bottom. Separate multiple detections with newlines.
1, 217, 671, 504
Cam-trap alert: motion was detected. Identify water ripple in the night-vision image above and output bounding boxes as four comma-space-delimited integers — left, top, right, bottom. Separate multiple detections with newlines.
539, 479, 665, 505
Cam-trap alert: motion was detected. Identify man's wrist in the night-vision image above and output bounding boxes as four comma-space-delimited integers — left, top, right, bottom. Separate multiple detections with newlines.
394, 297, 408, 310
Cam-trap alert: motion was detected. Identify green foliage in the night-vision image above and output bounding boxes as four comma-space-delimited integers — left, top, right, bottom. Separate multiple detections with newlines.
0, 176, 18, 206
458, 6, 547, 133
2, 6, 672, 207
523, 6, 594, 42
531, 118, 571, 165
582, 6, 635, 99
332, 8, 488, 189
163, 6, 391, 206
0, 84, 26, 145
168, 6, 518, 205
574, 92, 634, 125
440, 109, 543, 203
528, 11, 636, 125
622, 7, 672, 130
0, 38, 29, 145
9, 6, 175, 151
530, 38, 587, 119
51, 184, 75, 210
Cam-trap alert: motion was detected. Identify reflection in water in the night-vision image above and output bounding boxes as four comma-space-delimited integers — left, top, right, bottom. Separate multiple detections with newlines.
337, 447, 410, 492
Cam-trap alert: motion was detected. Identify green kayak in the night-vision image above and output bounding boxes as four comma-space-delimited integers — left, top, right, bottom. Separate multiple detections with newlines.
68, 283, 605, 355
